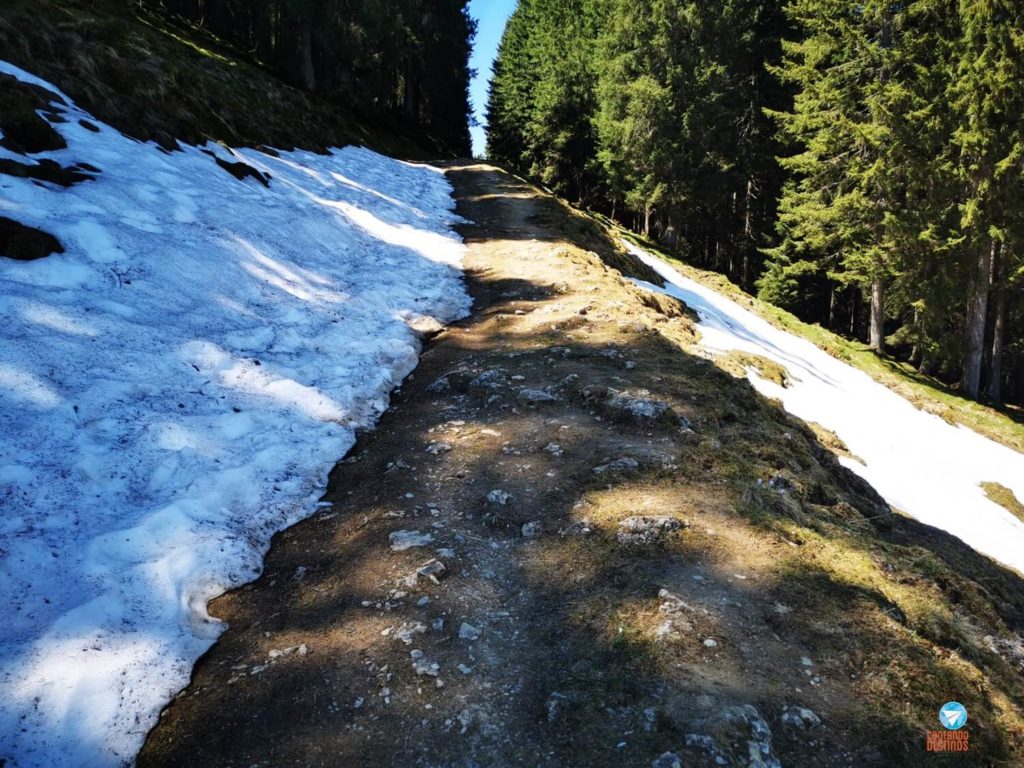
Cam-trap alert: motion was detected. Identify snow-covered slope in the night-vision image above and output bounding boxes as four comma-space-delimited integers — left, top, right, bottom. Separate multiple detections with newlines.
629, 242, 1024, 576
0, 62, 469, 767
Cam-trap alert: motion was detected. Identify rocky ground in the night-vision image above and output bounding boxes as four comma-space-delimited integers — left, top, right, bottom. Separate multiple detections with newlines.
139, 164, 1024, 767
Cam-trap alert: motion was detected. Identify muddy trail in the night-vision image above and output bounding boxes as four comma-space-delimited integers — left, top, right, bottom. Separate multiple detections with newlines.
139, 165, 1024, 767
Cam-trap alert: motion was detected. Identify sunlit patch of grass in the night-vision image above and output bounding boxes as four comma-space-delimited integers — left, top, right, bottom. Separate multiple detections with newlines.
715, 349, 790, 388
981, 481, 1024, 523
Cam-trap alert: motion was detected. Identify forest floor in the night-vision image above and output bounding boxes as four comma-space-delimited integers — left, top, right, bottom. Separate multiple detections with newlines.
138, 164, 1024, 767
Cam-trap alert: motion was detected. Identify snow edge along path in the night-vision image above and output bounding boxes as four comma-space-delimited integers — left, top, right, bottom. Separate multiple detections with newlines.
0, 62, 470, 767
626, 241, 1024, 577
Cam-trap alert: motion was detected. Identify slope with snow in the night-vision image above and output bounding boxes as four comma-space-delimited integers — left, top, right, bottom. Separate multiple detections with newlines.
628, 241, 1024, 576
0, 62, 469, 767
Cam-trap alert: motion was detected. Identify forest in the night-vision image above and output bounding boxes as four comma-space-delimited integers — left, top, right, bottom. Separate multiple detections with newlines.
486, 0, 1024, 405
144, 0, 475, 154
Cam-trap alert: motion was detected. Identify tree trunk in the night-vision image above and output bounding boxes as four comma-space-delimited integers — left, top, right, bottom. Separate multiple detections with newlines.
742, 177, 754, 290
869, 279, 885, 353
961, 240, 996, 399
643, 205, 652, 238
296, 18, 316, 92
988, 244, 1008, 403
403, 59, 419, 122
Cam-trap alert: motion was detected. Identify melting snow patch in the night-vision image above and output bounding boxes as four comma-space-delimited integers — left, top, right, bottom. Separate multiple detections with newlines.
627, 240, 1024, 575
0, 61, 469, 767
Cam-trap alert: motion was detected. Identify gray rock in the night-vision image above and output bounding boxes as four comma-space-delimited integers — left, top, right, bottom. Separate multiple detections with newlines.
617, 516, 685, 545
780, 706, 821, 730
521, 521, 542, 539
389, 530, 435, 551
684, 705, 781, 768
425, 441, 453, 454
607, 389, 676, 424
593, 457, 640, 474
470, 369, 507, 391
459, 622, 482, 641
518, 387, 559, 403
402, 559, 446, 587
426, 376, 451, 393
486, 489, 512, 505
394, 622, 427, 645
559, 519, 593, 537
651, 753, 681, 768
410, 650, 440, 677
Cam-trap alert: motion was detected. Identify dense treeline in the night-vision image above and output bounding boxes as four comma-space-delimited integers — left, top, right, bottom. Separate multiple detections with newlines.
145, 0, 474, 154
487, 0, 1024, 405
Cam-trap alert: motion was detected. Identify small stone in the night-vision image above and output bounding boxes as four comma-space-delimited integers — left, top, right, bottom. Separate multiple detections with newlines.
781, 706, 822, 730
426, 376, 451, 393
394, 622, 428, 645
432, 618, 445, 631
703, 638, 718, 649
518, 387, 558, 403
411, 654, 440, 677
521, 521, 542, 539
457, 663, 473, 674
459, 623, 482, 641
486, 489, 512, 505
417, 596, 430, 607
470, 369, 506, 390
652, 753, 681, 768
426, 441, 453, 455
544, 442, 564, 456
389, 530, 434, 551
593, 457, 640, 474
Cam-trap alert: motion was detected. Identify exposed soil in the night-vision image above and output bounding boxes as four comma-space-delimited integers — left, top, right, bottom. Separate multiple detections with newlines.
139, 165, 1024, 767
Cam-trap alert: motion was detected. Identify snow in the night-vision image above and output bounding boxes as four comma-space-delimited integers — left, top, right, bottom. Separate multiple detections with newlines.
0, 62, 469, 767
627, 241, 1024, 576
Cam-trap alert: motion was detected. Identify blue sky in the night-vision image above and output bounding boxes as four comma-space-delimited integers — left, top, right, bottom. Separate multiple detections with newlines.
468, 0, 518, 157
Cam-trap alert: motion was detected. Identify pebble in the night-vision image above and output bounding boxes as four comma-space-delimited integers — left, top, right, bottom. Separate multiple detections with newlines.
410, 650, 440, 677
521, 521, 542, 539
486, 490, 512, 505
781, 706, 822, 730
593, 457, 640, 474
703, 638, 718, 649
394, 622, 427, 645
426, 441, 453, 454
459, 623, 482, 641
389, 530, 435, 551
518, 387, 558, 403
651, 753, 681, 768
267, 643, 308, 659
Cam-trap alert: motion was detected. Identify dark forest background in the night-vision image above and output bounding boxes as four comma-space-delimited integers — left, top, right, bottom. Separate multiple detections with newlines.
486, 0, 1024, 406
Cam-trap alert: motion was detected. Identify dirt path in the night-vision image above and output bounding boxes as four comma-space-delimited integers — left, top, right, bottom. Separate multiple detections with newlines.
139, 165, 1024, 768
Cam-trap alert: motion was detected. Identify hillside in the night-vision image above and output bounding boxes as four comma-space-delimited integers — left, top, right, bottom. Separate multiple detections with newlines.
0, 0, 460, 157
138, 164, 1024, 767
2, 2, 1024, 767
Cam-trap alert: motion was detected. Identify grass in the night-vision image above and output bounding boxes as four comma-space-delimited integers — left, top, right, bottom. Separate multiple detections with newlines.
982, 482, 1024, 523
716, 350, 790, 388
